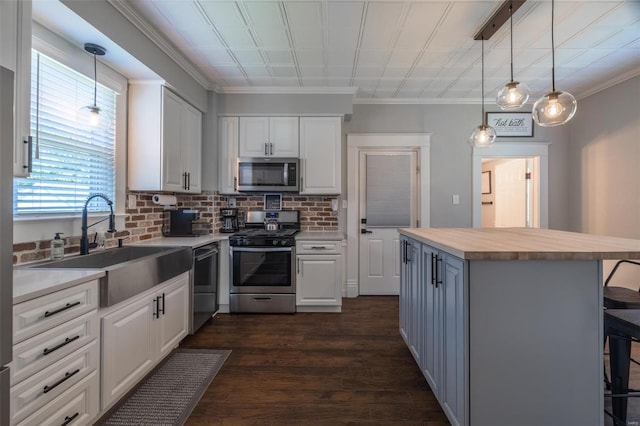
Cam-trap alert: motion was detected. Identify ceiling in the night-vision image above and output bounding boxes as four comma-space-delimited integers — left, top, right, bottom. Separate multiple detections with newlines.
38, 0, 640, 104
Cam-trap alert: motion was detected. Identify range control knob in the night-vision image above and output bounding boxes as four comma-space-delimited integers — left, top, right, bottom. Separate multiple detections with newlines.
272, 240, 278, 246
281, 240, 287, 246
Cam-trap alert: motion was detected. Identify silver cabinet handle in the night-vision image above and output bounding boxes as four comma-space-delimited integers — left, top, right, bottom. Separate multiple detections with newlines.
311, 246, 327, 250
24, 136, 33, 173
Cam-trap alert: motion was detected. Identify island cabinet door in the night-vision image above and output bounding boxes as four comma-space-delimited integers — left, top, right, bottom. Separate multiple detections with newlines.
399, 236, 411, 344
420, 244, 440, 394
408, 239, 422, 365
439, 253, 467, 426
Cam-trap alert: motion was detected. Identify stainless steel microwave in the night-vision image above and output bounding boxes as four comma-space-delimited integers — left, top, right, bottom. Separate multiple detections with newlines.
237, 157, 299, 192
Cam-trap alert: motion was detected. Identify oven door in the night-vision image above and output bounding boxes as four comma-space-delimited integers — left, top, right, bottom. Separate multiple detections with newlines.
230, 246, 295, 294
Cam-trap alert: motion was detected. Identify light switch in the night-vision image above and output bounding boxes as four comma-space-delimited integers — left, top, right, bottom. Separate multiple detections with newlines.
452, 194, 460, 205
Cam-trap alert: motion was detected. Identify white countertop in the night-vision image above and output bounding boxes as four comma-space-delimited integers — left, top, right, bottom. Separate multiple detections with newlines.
13, 234, 230, 304
131, 234, 229, 248
13, 269, 105, 304
296, 231, 345, 241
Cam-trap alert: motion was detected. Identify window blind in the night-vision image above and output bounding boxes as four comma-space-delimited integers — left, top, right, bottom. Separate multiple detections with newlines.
14, 50, 117, 214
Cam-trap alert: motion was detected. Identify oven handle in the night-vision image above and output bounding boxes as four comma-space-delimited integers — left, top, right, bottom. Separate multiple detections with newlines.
231, 247, 293, 253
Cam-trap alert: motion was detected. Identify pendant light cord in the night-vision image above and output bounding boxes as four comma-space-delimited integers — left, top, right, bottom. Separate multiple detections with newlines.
93, 52, 98, 107
551, 0, 556, 92
509, 2, 514, 82
481, 36, 486, 125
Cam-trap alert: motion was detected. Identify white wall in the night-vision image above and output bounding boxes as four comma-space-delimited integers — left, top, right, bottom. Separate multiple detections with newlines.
345, 104, 571, 229
217, 93, 353, 116
568, 74, 640, 288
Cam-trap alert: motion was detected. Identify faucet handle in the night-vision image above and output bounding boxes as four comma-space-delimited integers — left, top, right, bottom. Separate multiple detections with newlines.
117, 237, 128, 248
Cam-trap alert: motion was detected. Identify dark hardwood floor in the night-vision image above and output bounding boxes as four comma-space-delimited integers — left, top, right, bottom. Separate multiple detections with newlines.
180, 296, 450, 425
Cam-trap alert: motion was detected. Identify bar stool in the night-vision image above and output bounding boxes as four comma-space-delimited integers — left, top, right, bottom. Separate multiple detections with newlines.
604, 309, 640, 425
604, 260, 640, 391
604, 260, 640, 310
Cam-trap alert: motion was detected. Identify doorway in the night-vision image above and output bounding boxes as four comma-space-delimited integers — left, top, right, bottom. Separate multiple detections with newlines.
481, 157, 540, 228
472, 142, 550, 228
346, 133, 431, 297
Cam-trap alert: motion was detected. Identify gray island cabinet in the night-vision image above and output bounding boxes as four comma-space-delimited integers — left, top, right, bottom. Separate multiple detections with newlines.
398, 227, 640, 426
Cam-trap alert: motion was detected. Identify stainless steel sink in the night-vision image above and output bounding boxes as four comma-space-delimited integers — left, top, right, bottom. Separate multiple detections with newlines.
30, 246, 192, 307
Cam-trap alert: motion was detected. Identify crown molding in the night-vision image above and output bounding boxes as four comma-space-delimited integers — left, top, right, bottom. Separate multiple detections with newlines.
354, 97, 480, 105
575, 68, 640, 101
106, 0, 211, 89
217, 86, 358, 95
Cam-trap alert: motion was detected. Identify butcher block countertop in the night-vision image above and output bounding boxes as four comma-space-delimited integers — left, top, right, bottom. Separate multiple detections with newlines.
399, 227, 640, 261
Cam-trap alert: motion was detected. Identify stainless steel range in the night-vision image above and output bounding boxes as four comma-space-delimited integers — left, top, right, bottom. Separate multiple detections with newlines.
229, 211, 300, 313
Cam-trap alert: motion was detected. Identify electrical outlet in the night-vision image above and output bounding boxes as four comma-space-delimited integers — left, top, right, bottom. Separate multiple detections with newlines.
128, 194, 137, 210
452, 194, 460, 205
228, 197, 236, 208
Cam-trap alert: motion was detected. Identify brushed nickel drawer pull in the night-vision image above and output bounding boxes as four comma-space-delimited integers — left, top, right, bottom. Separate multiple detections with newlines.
43, 335, 80, 356
43, 369, 80, 394
44, 301, 81, 318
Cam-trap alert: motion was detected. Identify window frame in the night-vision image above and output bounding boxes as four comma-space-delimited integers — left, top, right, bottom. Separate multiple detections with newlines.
13, 23, 127, 244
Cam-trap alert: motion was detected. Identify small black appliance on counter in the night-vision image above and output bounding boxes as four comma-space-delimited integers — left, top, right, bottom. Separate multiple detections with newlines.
163, 209, 208, 237
220, 208, 239, 233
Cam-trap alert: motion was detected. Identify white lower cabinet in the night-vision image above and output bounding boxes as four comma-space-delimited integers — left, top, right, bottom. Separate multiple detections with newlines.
296, 240, 343, 311
400, 236, 466, 426
16, 368, 99, 426
11, 279, 99, 425
100, 272, 189, 410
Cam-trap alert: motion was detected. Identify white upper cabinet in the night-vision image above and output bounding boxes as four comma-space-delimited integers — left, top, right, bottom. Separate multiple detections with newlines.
1, 0, 32, 177
129, 84, 202, 193
299, 117, 342, 195
218, 116, 239, 194
239, 116, 298, 157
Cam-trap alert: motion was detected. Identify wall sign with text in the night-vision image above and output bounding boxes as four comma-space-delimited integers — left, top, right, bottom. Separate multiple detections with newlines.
486, 112, 534, 137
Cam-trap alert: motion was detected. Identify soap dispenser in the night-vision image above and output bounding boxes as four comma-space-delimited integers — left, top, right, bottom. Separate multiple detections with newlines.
51, 233, 65, 260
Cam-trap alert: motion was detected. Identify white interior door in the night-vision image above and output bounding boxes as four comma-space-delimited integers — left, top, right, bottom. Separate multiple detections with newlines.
359, 151, 418, 295
494, 159, 527, 227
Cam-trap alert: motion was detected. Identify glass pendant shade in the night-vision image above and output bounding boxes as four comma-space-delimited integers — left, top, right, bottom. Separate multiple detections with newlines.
469, 37, 495, 148
497, 81, 530, 110
532, 90, 576, 127
532, 0, 577, 127
469, 124, 497, 147
78, 104, 112, 130
497, 4, 529, 110
78, 43, 111, 130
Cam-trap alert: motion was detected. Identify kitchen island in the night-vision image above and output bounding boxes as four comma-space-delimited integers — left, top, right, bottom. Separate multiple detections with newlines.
398, 227, 640, 426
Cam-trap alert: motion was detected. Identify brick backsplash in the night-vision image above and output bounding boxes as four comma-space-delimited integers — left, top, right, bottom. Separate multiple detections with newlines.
221, 195, 339, 231
12, 191, 338, 265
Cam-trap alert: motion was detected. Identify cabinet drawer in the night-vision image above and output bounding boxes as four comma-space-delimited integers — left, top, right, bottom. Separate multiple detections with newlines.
16, 371, 99, 426
13, 281, 99, 344
11, 311, 98, 386
10, 340, 98, 424
296, 240, 341, 254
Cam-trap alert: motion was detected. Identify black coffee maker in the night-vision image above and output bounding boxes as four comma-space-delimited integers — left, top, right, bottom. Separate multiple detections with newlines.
220, 208, 239, 233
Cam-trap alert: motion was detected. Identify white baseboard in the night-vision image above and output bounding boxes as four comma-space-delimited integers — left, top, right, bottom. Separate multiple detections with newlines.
296, 305, 341, 313
347, 279, 358, 298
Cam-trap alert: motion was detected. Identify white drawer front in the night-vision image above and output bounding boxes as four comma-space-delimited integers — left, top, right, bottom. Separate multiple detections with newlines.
297, 240, 341, 254
10, 340, 98, 424
13, 281, 99, 344
11, 311, 98, 386
16, 371, 99, 426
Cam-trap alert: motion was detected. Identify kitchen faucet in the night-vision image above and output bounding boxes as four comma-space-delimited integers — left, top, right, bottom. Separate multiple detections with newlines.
80, 194, 116, 255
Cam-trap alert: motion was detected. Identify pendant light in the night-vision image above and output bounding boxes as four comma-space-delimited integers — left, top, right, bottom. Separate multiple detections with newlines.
496, 2, 529, 110
532, 0, 576, 126
469, 37, 496, 148
78, 43, 111, 129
